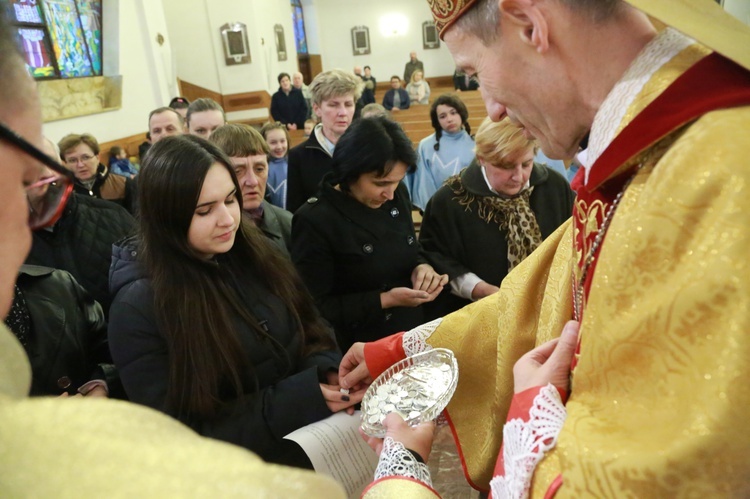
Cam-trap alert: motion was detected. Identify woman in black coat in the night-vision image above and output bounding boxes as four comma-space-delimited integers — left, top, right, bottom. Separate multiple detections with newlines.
419, 117, 574, 316
291, 117, 448, 353
108, 135, 359, 469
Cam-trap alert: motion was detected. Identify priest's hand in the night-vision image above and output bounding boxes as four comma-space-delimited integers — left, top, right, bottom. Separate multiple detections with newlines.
339, 342, 372, 391
513, 320, 579, 393
361, 413, 436, 462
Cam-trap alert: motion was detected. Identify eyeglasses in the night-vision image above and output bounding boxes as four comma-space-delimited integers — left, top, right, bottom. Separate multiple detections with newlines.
64, 154, 95, 165
0, 122, 74, 230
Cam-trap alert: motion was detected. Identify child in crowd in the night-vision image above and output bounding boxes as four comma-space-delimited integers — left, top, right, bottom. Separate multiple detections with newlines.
407, 94, 475, 211
108, 146, 138, 178
260, 122, 290, 210
303, 119, 315, 138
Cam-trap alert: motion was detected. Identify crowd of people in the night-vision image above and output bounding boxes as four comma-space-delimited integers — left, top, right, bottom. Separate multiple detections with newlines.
2, 0, 749, 496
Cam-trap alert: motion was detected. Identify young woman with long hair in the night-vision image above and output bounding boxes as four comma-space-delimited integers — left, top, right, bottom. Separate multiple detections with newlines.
406, 93, 475, 211
108, 135, 360, 468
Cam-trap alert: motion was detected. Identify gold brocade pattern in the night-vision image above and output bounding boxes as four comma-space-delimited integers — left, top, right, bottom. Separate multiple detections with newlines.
363, 477, 442, 498
547, 105, 750, 498
421, 46, 750, 497
426, 0, 477, 36
572, 198, 607, 284
0, 324, 346, 497
531, 65, 750, 496
425, 219, 574, 488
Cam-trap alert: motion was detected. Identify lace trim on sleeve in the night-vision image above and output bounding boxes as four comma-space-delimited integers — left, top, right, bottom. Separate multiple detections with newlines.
402, 318, 442, 357
489, 384, 567, 499
373, 437, 433, 488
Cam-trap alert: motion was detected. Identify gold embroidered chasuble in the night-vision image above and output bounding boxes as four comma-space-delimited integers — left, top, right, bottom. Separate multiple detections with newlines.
372, 44, 750, 497
0, 324, 346, 497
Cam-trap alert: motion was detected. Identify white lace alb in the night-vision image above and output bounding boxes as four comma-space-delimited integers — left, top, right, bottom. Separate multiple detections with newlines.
585, 28, 694, 182
489, 384, 567, 499
402, 317, 442, 357
373, 436, 433, 487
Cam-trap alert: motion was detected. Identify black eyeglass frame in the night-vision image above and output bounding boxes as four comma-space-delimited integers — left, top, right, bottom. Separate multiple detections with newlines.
0, 121, 75, 229
0, 121, 75, 179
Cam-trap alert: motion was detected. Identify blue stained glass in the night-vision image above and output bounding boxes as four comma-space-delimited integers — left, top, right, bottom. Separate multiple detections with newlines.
292, 5, 307, 54
41, 0, 93, 77
75, 0, 101, 74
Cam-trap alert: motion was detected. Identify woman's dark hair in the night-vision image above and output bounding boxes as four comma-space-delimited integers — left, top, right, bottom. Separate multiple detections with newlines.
138, 135, 335, 418
331, 116, 417, 192
277, 72, 291, 84
430, 94, 471, 151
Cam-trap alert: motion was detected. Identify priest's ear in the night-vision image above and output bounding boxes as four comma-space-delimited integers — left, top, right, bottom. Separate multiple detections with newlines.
498, 0, 550, 53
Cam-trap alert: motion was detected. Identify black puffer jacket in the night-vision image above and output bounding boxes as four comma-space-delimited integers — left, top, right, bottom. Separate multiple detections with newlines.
13, 265, 118, 396
26, 193, 136, 316
108, 237, 341, 467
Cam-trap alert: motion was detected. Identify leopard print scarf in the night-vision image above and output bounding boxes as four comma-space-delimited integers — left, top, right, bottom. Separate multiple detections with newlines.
448, 176, 542, 270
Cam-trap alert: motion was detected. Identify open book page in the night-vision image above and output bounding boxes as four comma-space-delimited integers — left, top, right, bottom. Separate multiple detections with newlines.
284, 411, 378, 498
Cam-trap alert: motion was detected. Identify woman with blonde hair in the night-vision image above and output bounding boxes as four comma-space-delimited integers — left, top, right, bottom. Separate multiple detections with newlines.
406, 70, 430, 105
418, 117, 574, 315
286, 69, 363, 212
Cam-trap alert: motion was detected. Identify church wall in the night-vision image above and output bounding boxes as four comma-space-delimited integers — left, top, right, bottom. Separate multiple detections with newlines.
163, 0, 300, 122
724, 0, 750, 25
309, 0, 458, 82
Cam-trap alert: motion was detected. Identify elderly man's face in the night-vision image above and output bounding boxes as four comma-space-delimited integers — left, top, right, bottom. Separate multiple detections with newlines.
410, 52, 417, 62
444, 19, 584, 160
0, 76, 40, 317
292, 73, 304, 88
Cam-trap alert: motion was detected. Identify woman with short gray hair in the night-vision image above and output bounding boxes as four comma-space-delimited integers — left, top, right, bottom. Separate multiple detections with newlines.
286, 69, 364, 212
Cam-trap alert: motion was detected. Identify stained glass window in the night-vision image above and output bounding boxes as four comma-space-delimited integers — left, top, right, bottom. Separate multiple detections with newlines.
291, 0, 307, 54
1, 0, 102, 79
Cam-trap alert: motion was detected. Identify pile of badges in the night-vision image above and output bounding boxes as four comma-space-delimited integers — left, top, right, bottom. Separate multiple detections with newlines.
360, 348, 458, 438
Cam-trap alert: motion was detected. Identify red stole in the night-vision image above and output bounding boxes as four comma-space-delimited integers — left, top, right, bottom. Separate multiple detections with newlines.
570, 52, 750, 369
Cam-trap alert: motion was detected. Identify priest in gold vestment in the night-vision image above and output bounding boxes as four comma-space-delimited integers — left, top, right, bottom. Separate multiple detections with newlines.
353, 0, 750, 497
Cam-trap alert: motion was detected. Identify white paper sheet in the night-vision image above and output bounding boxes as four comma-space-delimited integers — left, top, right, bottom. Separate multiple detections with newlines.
284, 411, 378, 498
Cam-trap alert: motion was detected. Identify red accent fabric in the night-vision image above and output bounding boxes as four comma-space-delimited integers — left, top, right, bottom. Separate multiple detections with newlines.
544, 475, 564, 499
573, 53, 750, 327
443, 409, 490, 493
363, 332, 406, 379
586, 53, 750, 192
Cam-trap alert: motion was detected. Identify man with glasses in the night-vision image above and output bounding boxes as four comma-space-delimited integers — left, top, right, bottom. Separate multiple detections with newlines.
0, 12, 345, 497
